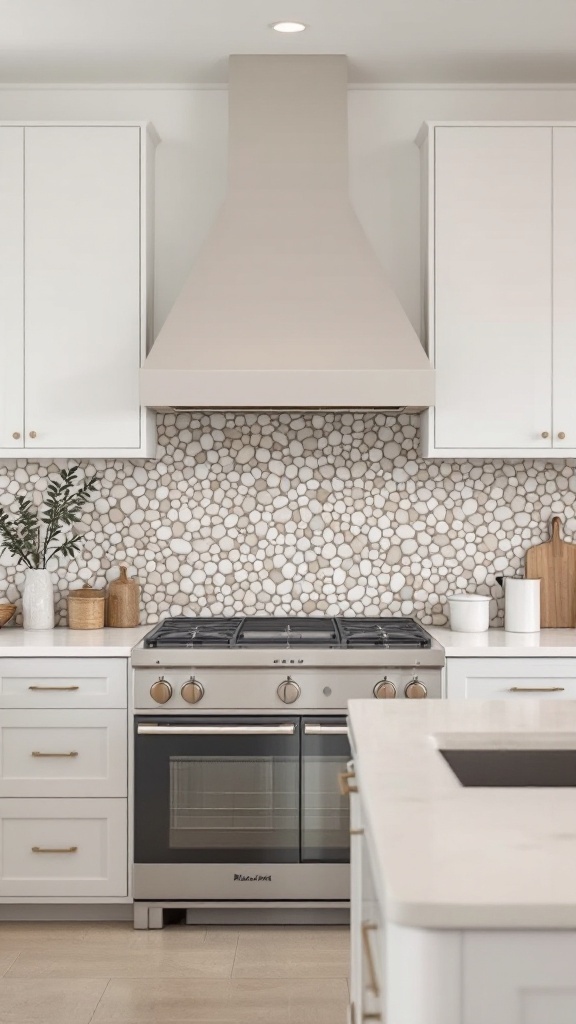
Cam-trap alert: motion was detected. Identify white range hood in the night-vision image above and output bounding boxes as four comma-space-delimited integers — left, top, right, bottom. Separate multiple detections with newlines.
140, 55, 434, 410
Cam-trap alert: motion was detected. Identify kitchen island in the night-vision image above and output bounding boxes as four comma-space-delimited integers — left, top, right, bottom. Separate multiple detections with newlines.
347, 699, 576, 1024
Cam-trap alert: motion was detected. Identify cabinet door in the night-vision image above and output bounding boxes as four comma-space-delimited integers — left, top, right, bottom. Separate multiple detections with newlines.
464, 932, 576, 1024
0, 657, 127, 709
0, 797, 127, 897
24, 126, 141, 450
434, 127, 552, 450
0, 127, 24, 448
0, 709, 127, 797
552, 128, 576, 450
446, 658, 576, 699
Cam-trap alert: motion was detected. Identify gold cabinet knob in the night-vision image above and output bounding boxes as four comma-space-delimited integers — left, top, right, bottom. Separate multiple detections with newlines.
541, 431, 549, 439
29, 430, 37, 439
558, 432, 566, 440
12, 431, 20, 439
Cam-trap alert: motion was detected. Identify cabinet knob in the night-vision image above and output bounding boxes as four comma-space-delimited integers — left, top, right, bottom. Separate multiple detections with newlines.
29, 431, 37, 439
558, 432, 566, 440
12, 431, 20, 440
541, 431, 549, 439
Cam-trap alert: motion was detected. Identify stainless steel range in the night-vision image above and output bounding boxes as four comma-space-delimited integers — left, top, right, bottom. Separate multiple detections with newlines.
131, 616, 444, 928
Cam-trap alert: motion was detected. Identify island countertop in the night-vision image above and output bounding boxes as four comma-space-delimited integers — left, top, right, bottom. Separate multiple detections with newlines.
347, 698, 576, 930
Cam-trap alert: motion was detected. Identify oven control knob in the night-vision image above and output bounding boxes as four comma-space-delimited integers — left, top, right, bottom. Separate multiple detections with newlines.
405, 677, 427, 699
150, 676, 172, 704
277, 677, 301, 704
373, 678, 397, 699
181, 679, 205, 704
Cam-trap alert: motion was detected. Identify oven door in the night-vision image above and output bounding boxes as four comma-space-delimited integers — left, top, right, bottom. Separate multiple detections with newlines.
134, 717, 300, 864
301, 717, 351, 863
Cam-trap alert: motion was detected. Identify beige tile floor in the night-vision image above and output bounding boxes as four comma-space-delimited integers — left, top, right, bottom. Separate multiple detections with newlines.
0, 922, 350, 1023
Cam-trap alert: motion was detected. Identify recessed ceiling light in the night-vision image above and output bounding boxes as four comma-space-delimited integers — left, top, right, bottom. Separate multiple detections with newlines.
271, 21, 307, 33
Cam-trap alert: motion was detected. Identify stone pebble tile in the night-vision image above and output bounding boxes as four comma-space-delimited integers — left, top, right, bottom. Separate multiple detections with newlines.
0, 411, 574, 627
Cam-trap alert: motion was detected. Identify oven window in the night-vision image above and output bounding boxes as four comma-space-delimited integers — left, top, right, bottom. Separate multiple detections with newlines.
301, 718, 351, 863
134, 717, 300, 864
169, 755, 298, 852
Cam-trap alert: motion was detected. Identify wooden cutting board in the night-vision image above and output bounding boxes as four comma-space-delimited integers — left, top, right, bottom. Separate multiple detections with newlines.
525, 516, 576, 627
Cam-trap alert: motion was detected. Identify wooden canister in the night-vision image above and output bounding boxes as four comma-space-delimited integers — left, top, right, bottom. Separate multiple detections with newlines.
106, 565, 141, 628
68, 583, 106, 630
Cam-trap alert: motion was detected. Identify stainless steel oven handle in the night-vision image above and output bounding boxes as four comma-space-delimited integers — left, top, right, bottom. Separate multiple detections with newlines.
137, 724, 296, 736
304, 724, 349, 735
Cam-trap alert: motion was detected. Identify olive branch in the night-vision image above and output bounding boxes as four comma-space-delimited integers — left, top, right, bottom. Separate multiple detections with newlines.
0, 466, 98, 570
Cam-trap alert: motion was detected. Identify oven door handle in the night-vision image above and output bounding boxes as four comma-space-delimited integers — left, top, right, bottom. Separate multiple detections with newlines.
304, 724, 349, 736
137, 724, 296, 736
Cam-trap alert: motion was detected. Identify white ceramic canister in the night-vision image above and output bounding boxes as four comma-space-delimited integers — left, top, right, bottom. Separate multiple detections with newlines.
504, 578, 541, 633
447, 594, 491, 633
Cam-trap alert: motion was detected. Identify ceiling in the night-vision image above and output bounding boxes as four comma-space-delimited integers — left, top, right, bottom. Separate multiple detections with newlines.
0, 0, 575, 84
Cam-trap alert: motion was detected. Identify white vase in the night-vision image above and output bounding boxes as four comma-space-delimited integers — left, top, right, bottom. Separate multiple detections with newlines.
22, 569, 55, 630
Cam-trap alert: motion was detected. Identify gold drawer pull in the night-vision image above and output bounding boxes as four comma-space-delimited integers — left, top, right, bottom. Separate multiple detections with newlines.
509, 686, 565, 693
32, 751, 78, 758
28, 685, 80, 691
350, 827, 364, 836
361, 921, 380, 997
32, 846, 78, 854
339, 771, 357, 795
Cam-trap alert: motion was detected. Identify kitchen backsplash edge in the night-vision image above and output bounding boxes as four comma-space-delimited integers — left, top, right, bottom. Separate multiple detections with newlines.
0, 411, 574, 628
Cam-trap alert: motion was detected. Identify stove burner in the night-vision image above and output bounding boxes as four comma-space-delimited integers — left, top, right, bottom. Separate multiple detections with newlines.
143, 617, 243, 649
143, 615, 433, 651
336, 617, 432, 649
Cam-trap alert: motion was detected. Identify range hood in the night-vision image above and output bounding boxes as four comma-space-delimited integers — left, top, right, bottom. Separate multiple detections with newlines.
140, 55, 434, 410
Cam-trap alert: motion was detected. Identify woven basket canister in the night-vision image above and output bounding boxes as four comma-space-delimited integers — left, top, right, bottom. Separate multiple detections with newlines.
68, 583, 106, 630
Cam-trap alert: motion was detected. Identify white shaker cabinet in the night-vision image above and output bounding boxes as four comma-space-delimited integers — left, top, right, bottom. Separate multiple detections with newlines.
0, 127, 24, 450
446, 657, 576, 699
419, 122, 576, 458
0, 122, 158, 459
0, 657, 129, 903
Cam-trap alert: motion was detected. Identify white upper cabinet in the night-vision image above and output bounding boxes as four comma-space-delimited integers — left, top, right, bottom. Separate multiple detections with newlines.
420, 123, 576, 458
0, 122, 158, 459
0, 127, 24, 450
552, 128, 576, 450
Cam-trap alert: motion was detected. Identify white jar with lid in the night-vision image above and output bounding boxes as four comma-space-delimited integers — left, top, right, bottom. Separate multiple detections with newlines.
447, 594, 491, 633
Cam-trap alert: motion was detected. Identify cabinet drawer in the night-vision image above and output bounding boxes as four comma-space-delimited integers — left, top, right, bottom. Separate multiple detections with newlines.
446, 658, 576, 699
0, 658, 127, 708
0, 710, 126, 797
0, 798, 127, 897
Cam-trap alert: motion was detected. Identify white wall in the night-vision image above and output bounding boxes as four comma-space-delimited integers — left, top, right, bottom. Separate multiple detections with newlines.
2, 85, 576, 336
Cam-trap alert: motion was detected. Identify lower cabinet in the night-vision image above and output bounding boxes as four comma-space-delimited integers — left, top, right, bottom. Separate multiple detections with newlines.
446, 658, 576, 699
0, 798, 127, 898
349, 770, 383, 1024
0, 657, 129, 904
0, 709, 127, 797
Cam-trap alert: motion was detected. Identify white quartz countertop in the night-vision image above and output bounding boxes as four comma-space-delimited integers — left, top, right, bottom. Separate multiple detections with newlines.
348, 698, 576, 930
0, 625, 150, 656
427, 625, 576, 657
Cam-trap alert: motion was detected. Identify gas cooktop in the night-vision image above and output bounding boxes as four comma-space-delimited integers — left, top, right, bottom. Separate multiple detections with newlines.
142, 616, 433, 650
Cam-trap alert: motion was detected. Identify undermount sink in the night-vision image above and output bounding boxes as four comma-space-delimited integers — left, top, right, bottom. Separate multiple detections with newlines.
440, 748, 576, 787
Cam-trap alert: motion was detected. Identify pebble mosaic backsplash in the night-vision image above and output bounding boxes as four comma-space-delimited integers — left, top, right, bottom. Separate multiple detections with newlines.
1, 411, 575, 627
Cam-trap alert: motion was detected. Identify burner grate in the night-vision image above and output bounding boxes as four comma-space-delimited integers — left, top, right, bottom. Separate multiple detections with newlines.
143, 617, 244, 649
142, 615, 433, 650
336, 617, 432, 650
